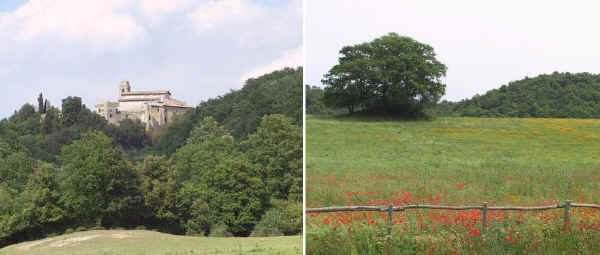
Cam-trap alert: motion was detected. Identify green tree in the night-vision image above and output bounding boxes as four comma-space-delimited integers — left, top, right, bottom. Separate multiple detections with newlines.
306, 85, 329, 114
108, 119, 148, 149
9, 104, 37, 124
37, 93, 45, 113
0, 159, 65, 246
0, 183, 18, 247
154, 67, 302, 155
173, 117, 269, 236
323, 33, 447, 117
243, 114, 302, 201
0, 151, 36, 191
40, 106, 60, 135
137, 155, 181, 233
436, 72, 600, 118
61, 96, 82, 126
57, 131, 142, 227
15, 163, 65, 238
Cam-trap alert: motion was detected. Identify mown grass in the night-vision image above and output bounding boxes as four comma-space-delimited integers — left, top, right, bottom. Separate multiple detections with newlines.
0, 230, 301, 255
306, 115, 600, 254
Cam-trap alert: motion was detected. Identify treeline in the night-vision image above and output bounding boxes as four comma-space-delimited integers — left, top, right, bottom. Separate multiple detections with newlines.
433, 72, 600, 118
0, 67, 302, 247
1, 96, 148, 164
305, 85, 344, 115
153, 67, 302, 155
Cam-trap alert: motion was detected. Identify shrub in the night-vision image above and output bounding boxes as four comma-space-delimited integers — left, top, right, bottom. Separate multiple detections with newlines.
250, 209, 285, 237
251, 200, 302, 237
209, 224, 233, 237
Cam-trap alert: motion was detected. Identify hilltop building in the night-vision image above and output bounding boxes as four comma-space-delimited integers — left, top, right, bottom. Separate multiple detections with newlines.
95, 81, 192, 129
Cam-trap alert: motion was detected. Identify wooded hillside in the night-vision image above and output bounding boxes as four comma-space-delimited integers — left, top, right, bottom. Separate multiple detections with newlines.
0, 67, 302, 247
434, 72, 600, 118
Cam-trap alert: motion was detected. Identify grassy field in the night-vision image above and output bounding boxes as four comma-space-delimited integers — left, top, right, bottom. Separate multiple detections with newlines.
306, 115, 600, 254
0, 230, 301, 255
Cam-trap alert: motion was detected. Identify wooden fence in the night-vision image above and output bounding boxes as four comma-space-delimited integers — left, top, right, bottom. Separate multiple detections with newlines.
306, 201, 600, 234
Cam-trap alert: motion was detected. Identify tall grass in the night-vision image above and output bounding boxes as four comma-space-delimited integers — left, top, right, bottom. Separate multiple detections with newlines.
306, 116, 600, 254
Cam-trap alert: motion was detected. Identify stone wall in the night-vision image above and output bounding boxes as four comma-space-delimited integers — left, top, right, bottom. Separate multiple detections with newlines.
95, 101, 121, 125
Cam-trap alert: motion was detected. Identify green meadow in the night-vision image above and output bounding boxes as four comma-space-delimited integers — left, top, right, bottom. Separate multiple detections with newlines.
306, 115, 600, 254
0, 230, 301, 255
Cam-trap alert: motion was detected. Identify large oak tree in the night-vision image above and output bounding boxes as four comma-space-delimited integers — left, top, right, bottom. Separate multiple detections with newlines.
323, 33, 447, 117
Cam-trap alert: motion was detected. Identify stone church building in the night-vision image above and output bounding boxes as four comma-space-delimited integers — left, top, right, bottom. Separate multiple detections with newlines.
95, 81, 192, 129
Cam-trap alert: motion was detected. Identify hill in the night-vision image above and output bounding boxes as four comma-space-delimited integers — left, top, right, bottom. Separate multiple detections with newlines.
0, 230, 301, 255
153, 67, 302, 156
0, 67, 302, 247
435, 72, 600, 118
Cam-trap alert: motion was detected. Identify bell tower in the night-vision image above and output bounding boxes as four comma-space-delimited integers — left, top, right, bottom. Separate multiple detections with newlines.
120, 80, 131, 96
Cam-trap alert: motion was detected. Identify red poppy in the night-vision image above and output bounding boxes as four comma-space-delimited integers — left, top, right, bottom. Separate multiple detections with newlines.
469, 228, 481, 236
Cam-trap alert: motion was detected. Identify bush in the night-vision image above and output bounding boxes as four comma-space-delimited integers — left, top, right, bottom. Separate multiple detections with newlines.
277, 200, 302, 235
250, 208, 285, 237
209, 224, 233, 237
251, 200, 302, 237
185, 218, 209, 237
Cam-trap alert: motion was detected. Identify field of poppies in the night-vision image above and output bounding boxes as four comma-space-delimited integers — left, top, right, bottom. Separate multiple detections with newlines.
306, 115, 600, 254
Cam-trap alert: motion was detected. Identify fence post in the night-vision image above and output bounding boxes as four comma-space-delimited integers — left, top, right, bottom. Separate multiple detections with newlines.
481, 202, 488, 235
564, 200, 571, 231
387, 204, 393, 235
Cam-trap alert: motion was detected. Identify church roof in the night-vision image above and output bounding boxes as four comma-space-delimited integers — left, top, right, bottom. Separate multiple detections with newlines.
121, 90, 171, 96
118, 97, 162, 102
118, 96, 192, 108
151, 97, 192, 108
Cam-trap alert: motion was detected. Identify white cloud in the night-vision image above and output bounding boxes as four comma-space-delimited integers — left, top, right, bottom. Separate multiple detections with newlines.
0, 0, 299, 51
139, 0, 189, 16
0, 0, 144, 49
188, 0, 263, 32
0, 0, 301, 118
240, 46, 302, 82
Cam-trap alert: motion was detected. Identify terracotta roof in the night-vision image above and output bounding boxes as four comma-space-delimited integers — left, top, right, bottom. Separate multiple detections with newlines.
162, 98, 189, 107
119, 96, 192, 108
118, 97, 162, 102
121, 90, 171, 96
150, 98, 192, 108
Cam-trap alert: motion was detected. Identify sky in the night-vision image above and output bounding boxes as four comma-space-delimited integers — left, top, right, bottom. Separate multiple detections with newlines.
306, 0, 600, 102
0, 0, 301, 118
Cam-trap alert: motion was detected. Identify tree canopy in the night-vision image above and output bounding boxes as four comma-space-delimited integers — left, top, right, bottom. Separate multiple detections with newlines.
57, 131, 143, 227
153, 67, 302, 155
435, 72, 600, 118
322, 33, 447, 117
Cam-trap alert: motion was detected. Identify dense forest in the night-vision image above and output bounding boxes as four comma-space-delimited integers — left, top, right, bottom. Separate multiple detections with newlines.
0, 67, 302, 247
433, 72, 600, 118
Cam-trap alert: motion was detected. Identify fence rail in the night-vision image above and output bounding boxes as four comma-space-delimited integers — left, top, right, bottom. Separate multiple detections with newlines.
306, 201, 600, 234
